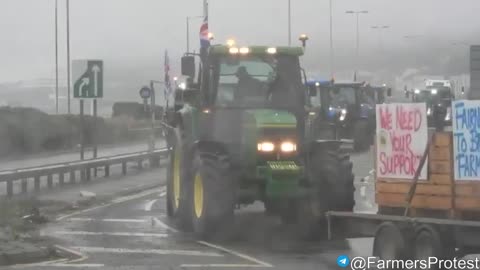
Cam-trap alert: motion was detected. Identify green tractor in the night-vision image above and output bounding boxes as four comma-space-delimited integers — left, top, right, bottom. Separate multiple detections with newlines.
165, 44, 355, 239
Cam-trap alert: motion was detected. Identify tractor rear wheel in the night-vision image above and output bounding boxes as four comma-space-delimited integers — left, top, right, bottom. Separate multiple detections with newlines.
166, 128, 192, 230
190, 153, 235, 239
295, 148, 355, 239
353, 120, 370, 152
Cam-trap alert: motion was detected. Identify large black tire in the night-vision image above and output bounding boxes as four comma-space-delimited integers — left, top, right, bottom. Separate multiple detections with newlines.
165, 128, 192, 230
312, 149, 355, 211
190, 153, 235, 239
294, 148, 355, 239
373, 222, 414, 263
353, 120, 370, 152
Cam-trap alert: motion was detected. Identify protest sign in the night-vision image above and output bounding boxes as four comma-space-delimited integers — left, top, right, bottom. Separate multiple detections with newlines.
452, 100, 480, 180
376, 103, 428, 179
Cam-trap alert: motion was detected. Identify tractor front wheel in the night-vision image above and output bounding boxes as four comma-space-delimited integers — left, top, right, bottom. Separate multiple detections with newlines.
190, 153, 235, 239
353, 120, 370, 152
294, 148, 355, 239
166, 128, 192, 231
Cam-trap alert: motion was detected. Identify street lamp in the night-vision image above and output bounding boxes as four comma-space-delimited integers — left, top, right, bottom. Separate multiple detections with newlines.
346, 10, 368, 81
371, 25, 390, 50
186, 15, 203, 53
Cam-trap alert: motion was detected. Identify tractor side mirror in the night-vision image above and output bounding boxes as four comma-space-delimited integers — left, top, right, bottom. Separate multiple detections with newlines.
462, 86, 465, 95
387, 88, 392, 97
181, 56, 195, 78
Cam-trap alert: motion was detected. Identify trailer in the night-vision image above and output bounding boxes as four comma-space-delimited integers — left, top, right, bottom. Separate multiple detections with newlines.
326, 111, 480, 262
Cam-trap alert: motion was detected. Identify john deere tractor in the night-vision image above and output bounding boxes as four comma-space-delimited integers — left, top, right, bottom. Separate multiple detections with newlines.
165, 43, 354, 239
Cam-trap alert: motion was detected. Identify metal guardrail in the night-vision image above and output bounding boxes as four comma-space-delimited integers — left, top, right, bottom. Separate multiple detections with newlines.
0, 148, 169, 198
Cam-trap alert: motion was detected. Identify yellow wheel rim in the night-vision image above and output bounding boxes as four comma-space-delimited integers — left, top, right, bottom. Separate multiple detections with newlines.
194, 173, 204, 218
173, 148, 181, 209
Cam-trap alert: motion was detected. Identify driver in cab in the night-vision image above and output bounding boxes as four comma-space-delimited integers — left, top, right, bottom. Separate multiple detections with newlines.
235, 66, 264, 100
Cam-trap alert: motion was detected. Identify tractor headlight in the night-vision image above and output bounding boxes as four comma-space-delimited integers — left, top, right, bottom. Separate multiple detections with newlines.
427, 108, 432, 116
280, 141, 297, 153
339, 109, 347, 121
431, 89, 438, 95
257, 142, 275, 152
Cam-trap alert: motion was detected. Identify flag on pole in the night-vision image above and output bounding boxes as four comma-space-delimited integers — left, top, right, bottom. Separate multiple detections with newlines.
164, 50, 172, 99
199, 16, 210, 48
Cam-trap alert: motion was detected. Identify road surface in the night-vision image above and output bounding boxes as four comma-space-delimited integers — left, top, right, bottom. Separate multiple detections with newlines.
11, 149, 376, 270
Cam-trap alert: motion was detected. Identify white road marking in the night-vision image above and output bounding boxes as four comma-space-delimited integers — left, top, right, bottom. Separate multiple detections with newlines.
55, 231, 168, 238
153, 217, 179, 232
144, 199, 157, 211
197, 241, 273, 268
71, 246, 223, 257
41, 264, 105, 268
69, 218, 146, 223
56, 187, 165, 221
181, 264, 268, 268
159, 191, 166, 197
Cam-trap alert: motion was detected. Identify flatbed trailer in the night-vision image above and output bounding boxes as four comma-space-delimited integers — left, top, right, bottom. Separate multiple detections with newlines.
326, 210, 480, 260
325, 131, 480, 261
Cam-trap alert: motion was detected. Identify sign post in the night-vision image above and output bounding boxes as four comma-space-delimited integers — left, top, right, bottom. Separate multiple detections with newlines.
73, 60, 104, 162
375, 103, 428, 180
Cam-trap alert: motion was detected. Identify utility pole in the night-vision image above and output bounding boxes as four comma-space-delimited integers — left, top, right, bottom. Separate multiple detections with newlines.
288, 0, 291, 46
346, 10, 368, 81
204, 0, 208, 19
66, 0, 71, 114
55, 0, 59, 114
329, 0, 334, 78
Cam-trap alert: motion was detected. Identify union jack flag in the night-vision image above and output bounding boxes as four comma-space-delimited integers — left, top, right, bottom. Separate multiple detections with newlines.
199, 16, 210, 48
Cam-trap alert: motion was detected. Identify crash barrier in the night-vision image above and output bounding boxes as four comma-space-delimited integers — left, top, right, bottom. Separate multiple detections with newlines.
0, 148, 169, 198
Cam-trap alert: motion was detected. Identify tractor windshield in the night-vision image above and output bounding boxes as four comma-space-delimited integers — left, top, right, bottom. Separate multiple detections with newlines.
213, 54, 304, 109
327, 86, 357, 108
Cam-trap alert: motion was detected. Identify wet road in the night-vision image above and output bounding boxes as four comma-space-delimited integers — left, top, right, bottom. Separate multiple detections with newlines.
14, 149, 376, 270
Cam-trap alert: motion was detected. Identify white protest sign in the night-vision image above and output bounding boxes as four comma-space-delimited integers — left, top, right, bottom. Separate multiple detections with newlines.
376, 103, 428, 180
452, 100, 480, 180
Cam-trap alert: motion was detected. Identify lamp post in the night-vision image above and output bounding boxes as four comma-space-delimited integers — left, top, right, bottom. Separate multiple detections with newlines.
329, 0, 334, 78
186, 16, 203, 53
55, 0, 59, 114
346, 10, 368, 80
288, 0, 291, 46
66, 0, 71, 114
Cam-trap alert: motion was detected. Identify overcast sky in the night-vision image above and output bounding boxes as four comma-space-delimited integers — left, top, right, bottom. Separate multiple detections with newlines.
1, 0, 479, 83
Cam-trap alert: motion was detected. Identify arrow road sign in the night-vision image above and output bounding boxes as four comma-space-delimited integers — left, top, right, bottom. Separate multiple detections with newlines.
73, 60, 103, 98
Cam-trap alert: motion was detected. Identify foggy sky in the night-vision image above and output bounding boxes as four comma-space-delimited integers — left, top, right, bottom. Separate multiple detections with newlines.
1, 0, 479, 83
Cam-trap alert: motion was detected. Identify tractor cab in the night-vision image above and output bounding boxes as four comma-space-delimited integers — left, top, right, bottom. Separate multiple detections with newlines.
363, 84, 391, 104
306, 80, 375, 151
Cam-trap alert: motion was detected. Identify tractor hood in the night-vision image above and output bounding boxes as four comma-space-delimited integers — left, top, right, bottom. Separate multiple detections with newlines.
246, 109, 297, 128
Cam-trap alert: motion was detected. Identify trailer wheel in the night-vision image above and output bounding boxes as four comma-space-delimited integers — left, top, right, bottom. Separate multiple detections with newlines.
414, 225, 455, 262
373, 222, 413, 262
